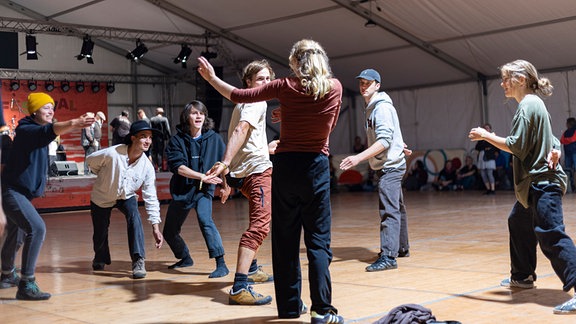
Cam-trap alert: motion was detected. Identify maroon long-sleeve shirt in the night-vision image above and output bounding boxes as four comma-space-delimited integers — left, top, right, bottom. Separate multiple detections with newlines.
230, 77, 342, 156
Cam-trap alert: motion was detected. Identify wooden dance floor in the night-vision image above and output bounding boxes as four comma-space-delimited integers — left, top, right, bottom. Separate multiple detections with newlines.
1, 190, 576, 323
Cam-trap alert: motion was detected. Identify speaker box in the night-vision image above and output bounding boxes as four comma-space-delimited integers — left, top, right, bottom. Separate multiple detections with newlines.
51, 161, 79, 176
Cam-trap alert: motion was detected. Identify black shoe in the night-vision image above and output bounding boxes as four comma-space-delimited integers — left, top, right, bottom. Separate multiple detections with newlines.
366, 256, 398, 272
92, 262, 105, 271
16, 278, 51, 301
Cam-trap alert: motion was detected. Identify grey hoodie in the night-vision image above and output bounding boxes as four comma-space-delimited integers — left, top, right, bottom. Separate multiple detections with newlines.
365, 91, 406, 171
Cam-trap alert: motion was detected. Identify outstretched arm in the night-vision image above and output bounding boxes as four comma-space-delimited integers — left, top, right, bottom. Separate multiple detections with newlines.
197, 56, 236, 100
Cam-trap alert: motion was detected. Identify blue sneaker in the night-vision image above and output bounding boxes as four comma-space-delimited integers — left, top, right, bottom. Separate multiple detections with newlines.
311, 310, 344, 324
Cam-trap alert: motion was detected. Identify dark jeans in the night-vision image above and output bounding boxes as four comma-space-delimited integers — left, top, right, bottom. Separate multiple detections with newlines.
377, 167, 409, 257
84, 145, 96, 175
508, 183, 576, 291
271, 152, 337, 318
1, 188, 46, 277
163, 195, 225, 260
90, 197, 146, 264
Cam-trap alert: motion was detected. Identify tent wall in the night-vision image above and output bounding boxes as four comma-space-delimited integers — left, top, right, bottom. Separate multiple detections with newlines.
8, 32, 576, 155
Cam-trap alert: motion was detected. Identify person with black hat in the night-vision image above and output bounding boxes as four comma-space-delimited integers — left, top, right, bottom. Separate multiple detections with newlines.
340, 68, 411, 272
86, 119, 164, 279
1, 92, 94, 300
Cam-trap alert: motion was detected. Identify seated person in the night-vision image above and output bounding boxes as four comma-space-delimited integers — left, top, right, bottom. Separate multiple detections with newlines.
455, 155, 478, 190
432, 160, 456, 191
403, 160, 428, 191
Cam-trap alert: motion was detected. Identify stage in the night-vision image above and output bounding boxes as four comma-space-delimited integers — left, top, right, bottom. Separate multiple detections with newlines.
34, 171, 173, 212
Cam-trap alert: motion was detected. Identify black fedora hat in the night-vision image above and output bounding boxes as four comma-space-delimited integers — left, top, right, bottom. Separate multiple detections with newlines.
124, 120, 161, 144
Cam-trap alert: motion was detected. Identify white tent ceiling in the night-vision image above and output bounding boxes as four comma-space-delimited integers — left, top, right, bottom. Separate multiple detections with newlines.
2, 0, 576, 92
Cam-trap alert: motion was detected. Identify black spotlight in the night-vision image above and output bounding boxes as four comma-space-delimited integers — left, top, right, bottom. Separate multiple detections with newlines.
91, 81, 100, 93
77, 35, 94, 64
28, 80, 37, 91
174, 44, 192, 68
106, 82, 115, 94
125, 39, 148, 62
76, 81, 85, 93
61, 80, 70, 92
25, 34, 38, 60
45, 80, 55, 92
10, 80, 20, 91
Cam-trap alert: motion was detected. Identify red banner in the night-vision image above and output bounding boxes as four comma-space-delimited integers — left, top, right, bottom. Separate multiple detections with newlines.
1, 79, 109, 163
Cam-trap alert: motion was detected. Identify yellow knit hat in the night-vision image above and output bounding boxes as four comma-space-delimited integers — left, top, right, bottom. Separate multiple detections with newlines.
27, 92, 55, 114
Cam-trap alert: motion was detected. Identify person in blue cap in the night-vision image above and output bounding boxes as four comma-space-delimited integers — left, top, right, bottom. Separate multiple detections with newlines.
340, 68, 411, 272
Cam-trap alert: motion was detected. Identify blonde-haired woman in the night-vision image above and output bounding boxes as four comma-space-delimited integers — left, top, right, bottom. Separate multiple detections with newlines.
198, 39, 344, 323
469, 59, 576, 314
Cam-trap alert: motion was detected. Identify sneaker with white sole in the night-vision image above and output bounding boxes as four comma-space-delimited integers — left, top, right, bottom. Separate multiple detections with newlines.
311, 310, 344, 324
500, 275, 534, 289
554, 295, 576, 314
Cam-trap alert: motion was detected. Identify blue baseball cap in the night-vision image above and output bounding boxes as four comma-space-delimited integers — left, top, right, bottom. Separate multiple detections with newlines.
356, 69, 381, 83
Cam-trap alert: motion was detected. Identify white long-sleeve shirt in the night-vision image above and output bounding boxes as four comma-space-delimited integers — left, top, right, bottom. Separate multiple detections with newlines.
86, 144, 161, 224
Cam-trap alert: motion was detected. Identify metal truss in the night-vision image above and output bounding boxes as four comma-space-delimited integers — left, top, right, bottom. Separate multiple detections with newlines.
0, 69, 179, 84
0, 16, 213, 46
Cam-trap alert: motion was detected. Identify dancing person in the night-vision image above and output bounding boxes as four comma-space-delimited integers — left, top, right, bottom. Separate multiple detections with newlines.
198, 38, 344, 323
86, 120, 164, 279
469, 59, 576, 314
1, 92, 94, 300
163, 101, 229, 278
206, 60, 276, 306
340, 68, 410, 272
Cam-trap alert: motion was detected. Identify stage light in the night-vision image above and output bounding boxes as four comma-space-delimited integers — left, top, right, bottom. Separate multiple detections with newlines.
364, 19, 377, 28
76, 81, 85, 93
77, 35, 94, 64
28, 80, 37, 91
174, 44, 192, 68
91, 81, 100, 93
125, 39, 148, 62
25, 34, 38, 60
61, 80, 70, 92
45, 80, 55, 92
10, 80, 20, 91
106, 82, 115, 94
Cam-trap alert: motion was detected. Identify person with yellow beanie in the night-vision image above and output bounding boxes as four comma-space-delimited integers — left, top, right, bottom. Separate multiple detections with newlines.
0, 92, 95, 301
27, 92, 55, 115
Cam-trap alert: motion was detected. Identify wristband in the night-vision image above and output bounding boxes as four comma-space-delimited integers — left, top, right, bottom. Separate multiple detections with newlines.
216, 161, 229, 170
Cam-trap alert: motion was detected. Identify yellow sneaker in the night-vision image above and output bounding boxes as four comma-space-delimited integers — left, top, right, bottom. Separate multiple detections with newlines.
229, 285, 272, 305
247, 266, 273, 283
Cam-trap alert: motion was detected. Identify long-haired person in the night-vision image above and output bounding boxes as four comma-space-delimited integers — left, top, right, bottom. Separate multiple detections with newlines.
198, 39, 344, 323
469, 59, 576, 314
